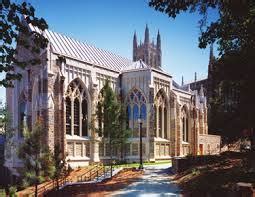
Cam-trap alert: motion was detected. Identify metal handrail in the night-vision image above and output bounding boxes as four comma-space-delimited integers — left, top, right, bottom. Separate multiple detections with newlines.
77, 165, 100, 182
77, 165, 113, 182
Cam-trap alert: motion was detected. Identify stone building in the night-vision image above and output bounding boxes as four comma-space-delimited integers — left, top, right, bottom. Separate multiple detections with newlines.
5, 25, 220, 174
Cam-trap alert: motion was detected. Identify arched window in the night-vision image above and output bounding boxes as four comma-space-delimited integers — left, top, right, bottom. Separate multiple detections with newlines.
126, 88, 147, 137
154, 89, 168, 139
181, 106, 189, 142
65, 78, 88, 137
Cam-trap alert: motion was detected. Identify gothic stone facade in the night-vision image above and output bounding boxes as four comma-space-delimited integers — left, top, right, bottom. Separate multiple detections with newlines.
5, 25, 220, 173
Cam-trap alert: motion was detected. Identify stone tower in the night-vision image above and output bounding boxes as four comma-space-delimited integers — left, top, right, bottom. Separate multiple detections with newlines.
133, 25, 162, 69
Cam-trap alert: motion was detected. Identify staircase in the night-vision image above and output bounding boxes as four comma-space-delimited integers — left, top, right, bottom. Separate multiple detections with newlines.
77, 165, 114, 182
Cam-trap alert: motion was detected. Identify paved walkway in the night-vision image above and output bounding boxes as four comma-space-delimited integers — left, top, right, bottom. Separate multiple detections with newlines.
110, 163, 181, 197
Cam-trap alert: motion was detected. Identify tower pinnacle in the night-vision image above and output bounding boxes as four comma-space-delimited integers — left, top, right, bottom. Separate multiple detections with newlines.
157, 30, 161, 50
144, 24, 149, 44
133, 31, 138, 61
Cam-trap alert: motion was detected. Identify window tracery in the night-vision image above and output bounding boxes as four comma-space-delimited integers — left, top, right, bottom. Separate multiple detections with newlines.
181, 106, 189, 142
154, 89, 168, 139
65, 78, 88, 136
126, 88, 147, 137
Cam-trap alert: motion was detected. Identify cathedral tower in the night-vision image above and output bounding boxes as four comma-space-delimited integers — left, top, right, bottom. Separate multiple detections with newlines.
133, 25, 162, 69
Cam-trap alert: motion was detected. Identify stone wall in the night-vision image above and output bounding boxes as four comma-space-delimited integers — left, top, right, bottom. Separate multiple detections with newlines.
198, 134, 221, 155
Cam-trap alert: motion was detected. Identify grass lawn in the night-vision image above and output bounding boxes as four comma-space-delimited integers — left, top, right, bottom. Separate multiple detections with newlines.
112, 160, 171, 168
0, 189, 6, 197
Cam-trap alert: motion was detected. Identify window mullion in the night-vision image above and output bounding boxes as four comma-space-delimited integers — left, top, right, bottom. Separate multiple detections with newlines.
71, 96, 74, 136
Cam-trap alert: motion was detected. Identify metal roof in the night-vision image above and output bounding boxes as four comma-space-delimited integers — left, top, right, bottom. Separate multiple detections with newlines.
121, 60, 150, 72
29, 25, 132, 72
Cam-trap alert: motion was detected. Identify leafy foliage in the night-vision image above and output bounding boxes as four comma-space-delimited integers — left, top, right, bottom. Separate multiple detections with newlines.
18, 121, 55, 196
1, 0, 48, 87
97, 79, 131, 164
149, 0, 255, 54
149, 0, 255, 140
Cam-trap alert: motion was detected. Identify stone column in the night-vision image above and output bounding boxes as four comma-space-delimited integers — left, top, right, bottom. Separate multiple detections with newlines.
162, 106, 165, 139
170, 95, 176, 156
156, 106, 159, 137
176, 103, 181, 156
90, 84, 100, 163
148, 87, 155, 162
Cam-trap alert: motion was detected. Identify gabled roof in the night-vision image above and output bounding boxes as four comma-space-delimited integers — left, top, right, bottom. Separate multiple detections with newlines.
29, 25, 132, 72
121, 60, 150, 72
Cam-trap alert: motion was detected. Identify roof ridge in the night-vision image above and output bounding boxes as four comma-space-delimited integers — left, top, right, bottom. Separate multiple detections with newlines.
47, 29, 132, 63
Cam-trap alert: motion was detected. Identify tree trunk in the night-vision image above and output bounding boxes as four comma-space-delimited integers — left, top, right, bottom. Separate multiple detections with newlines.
35, 184, 38, 197
110, 140, 113, 177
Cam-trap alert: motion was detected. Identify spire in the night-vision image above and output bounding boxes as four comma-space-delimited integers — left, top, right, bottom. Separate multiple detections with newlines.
133, 31, 137, 48
133, 31, 138, 61
144, 24, 149, 44
181, 76, 184, 86
157, 30, 161, 50
194, 72, 197, 82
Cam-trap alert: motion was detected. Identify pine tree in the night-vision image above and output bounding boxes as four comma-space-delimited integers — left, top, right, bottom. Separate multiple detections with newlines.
97, 80, 130, 175
18, 120, 55, 197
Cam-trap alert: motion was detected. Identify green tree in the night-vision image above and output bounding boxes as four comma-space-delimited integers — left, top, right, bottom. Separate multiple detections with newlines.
1, 0, 48, 87
97, 80, 130, 175
18, 121, 55, 197
149, 0, 255, 143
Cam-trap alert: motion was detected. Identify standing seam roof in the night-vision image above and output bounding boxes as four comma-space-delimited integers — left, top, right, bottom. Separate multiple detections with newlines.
29, 24, 132, 72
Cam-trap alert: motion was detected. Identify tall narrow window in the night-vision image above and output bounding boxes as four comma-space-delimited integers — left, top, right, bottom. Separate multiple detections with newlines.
181, 107, 189, 142
133, 104, 139, 137
74, 98, 80, 136
65, 78, 88, 137
159, 106, 162, 138
182, 117, 185, 141
141, 104, 147, 137
164, 108, 167, 139
82, 98, 88, 136
186, 118, 189, 142
154, 106, 157, 137
126, 105, 131, 129
141, 104, 146, 120
126, 89, 147, 138
66, 97, 71, 135
155, 89, 168, 139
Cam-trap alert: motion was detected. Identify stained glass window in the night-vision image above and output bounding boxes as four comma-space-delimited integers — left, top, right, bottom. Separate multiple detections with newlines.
74, 98, 80, 136
126, 89, 147, 137
155, 89, 168, 139
82, 98, 88, 136
65, 78, 88, 137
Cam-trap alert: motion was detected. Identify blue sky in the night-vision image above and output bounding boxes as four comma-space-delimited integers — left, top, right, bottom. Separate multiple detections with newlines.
0, 0, 218, 103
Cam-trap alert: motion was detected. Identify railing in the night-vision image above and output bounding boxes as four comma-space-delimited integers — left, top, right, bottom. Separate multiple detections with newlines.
77, 165, 113, 182
25, 165, 114, 196
31, 176, 72, 196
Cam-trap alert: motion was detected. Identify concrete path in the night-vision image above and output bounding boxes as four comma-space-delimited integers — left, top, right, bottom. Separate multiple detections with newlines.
110, 163, 181, 197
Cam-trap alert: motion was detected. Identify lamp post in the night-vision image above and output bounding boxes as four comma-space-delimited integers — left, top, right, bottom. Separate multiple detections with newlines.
138, 116, 143, 169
